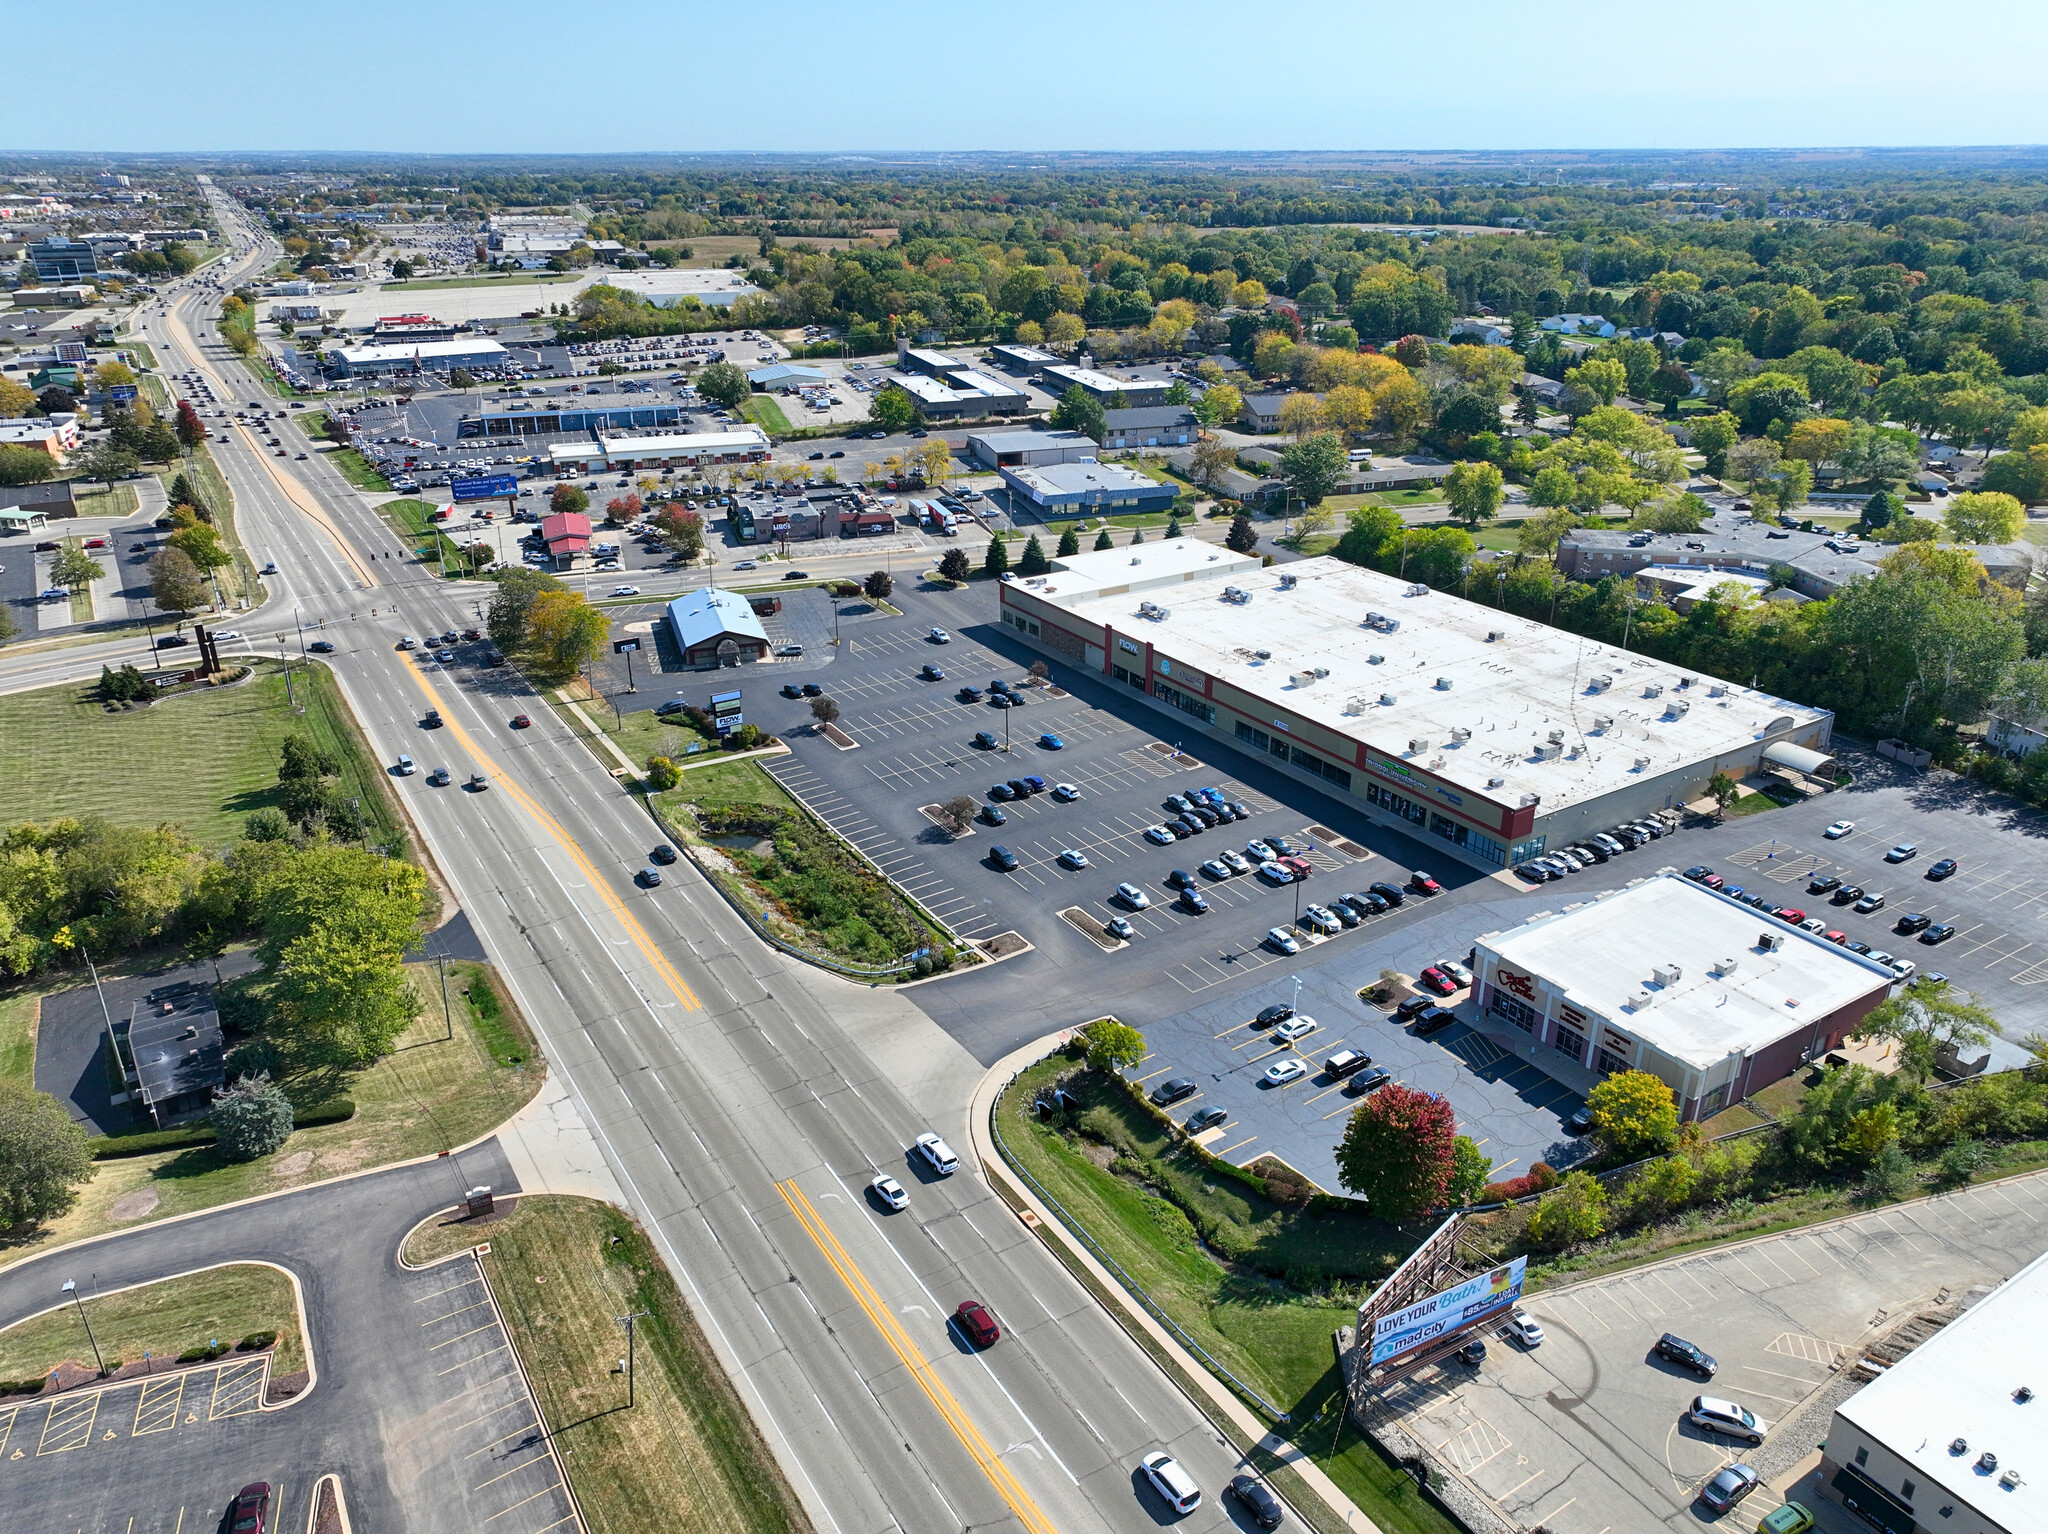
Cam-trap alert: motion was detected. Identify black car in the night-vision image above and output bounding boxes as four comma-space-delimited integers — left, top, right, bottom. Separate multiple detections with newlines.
1346, 1066, 1392, 1095
1922, 923, 1957, 944
1808, 874, 1841, 895
981, 804, 1007, 825
650, 844, 678, 864
782, 569, 810, 580
988, 782, 1015, 801
1327, 900, 1361, 927
801, 682, 823, 697
1255, 1004, 1294, 1028
1151, 1077, 1197, 1106
1188, 803, 1220, 826
655, 699, 686, 717
1368, 881, 1407, 908
307, 639, 335, 653
1928, 858, 1958, 880
958, 686, 984, 702
1007, 779, 1034, 798
1189, 1105, 1229, 1133
782, 683, 804, 699
1834, 885, 1864, 904
973, 730, 998, 749
1896, 912, 1931, 934
1228, 1475, 1285, 1530
156, 634, 190, 649
921, 663, 946, 680
1412, 1006, 1457, 1036
1167, 869, 1198, 890
1564, 1105, 1595, 1135
1393, 994, 1434, 1021
1656, 1333, 1718, 1376
1344, 890, 1390, 916
989, 845, 1018, 871
1175, 815, 1205, 836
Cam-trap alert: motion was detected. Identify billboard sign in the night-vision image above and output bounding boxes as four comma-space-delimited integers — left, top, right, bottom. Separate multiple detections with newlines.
109, 384, 138, 403
710, 690, 742, 715
1369, 1257, 1526, 1367
451, 473, 519, 502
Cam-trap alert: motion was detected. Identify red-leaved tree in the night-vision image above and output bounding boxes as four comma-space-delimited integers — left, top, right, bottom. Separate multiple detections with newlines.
175, 400, 206, 452
1391, 335, 1432, 369
1334, 1083, 1457, 1222
604, 493, 642, 524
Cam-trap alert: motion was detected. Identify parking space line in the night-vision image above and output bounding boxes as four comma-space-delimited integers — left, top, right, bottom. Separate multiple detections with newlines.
440, 1342, 510, 1376
1214, 1136, 1259, 1158
465, 1418, 546, 1458
207, 1360, 267, 1420
482, 1481, 569, 1523
0, 1404, 15, 1456
422, 1299, 493, 1327
131, 1374, 186, 1436
429, 1320, 506, 1351
473, 1454, 559, 1493
36, 1391, 99, 1454
413, 1276, 484, 1304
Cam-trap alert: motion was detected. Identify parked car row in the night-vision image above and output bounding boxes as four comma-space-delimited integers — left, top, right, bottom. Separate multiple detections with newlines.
1515, 810, 1680, 883
1684, 866, 1933, 981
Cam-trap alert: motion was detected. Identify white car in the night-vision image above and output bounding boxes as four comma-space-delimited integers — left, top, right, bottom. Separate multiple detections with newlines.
213, 629, 243, 641
928, 627, 951, 643
1143, 825, 1176, 846
1265, 927, 1300, 955
611, 584, 640, 596
871, 1173, 908, 1211
735, 559, 758, 570
1263, 1058, 1308, 1086
1258, 860, 1295, 884
1889, 958, 1918, 980
1057, 849, 1089, 869
1275, 1015, 1320, 1043
1140, 1452, 1202, 1515
1116, 882, 1151, 909
1824, 819, 1856, 839
914, 1132, 959, 1176
1505, 1311, 1545, 1347
395, 755, 417, 775
1220, 849, 1252, 875
1050, 782, 1081, 801
1437, 959, 1474, 988
1688, 1396, 1767, 1445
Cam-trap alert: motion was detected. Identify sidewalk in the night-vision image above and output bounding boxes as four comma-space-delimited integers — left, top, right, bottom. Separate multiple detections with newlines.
966, 1034, 1382, 1534
491, 1070, 626, 1208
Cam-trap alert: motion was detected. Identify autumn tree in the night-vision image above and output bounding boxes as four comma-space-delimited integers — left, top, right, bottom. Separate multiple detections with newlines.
1334, 1084, 1457, 1221
149, 547, 208, 612
1586, 1069, 1680, 1161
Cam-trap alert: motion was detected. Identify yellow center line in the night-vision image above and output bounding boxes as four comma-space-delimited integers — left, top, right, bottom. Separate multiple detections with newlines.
395, 664, 699, 1011
774, 1179, 1061, 1534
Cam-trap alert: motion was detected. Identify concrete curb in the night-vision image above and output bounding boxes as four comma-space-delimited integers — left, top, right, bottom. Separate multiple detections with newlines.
966, 1035, 1383, 1534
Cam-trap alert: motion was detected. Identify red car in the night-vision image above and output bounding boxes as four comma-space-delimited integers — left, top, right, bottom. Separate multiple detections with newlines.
955, 1299, 1001, 1348
231, 1483, 271, 1534
1277, 854, 1313, 881
1774, 907, 1806, 924
1417, 967, 1458, 997
1823, 930, 1848, 945
510, 713, 532, 729
1410, 870, 1443, 896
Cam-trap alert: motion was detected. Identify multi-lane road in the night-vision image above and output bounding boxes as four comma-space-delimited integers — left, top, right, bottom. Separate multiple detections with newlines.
6, 193, 1278, 1534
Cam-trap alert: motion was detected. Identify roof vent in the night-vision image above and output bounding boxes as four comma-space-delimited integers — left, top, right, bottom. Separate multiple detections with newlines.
1278, 572, 1297, 589
1450, 726, 1471, 742
1588, 674, 1612, 692
1711, 957, 1740, 977
1678, 675, 1695, 688
1406, 583, 1428, 597
1487, 629, 1504, 642
1254, 649, 1271, 660
1709, 683, 1727, 697
1652, 963, 1682, 986
1367, 653, 1384, 665
1292, 670, 1319, 688
1759, 932, 1785, 952
1666, 699, 1690, 719
1978, 1452, 1999, 1473
1951, 1439, 1969, 1456
1644, 683, 1663, 698
1519, 793, 1540, 807
1534, 741, 1562, 761
2000, 1469, 2022, 1491
1593, 715, 1614, 732
1547, 727, 1567, 743
1313, 667, 1329, 678
2018, 1385, 2036, 1404
1435, 676, 1453, 690
1408, 737, 1431, 754
1632, 755, 1651, 771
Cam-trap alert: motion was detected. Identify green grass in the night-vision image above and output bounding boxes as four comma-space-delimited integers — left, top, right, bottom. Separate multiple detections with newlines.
1725, 790, 1787, 818
551, 695, 719, 769
117, 340, 158, 370
155, 448, 254, 604
655, 756, 800, 814
0, 659, 402, 853
739, 394, 792, 435
324, 445, 392, 493
380, 271, 581, 291
60, 537, 94, 624
418, 1197, 813, 1534
0, 1262, 304, 1381
0, 959, 542, 1273
995, 1058, 1458, 1534
371, 497, 473, 574
70, 481, 140, 520
0, 990, 34, 1091
1328, 487, 1445, 512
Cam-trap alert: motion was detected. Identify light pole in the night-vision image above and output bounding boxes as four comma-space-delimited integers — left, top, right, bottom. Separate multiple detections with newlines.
61, 1280, 105, 1376
616, 1308, 651, 1408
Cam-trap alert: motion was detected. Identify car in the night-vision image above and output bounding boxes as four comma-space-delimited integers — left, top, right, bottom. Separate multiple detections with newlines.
1886, 843, 1919, 862
1393, 994, 1434, 1022
1847, 940, 1874, 956
1140, 1451, 1202, 1516
774, 643, 804, 658
1459, 1337, 1488, 1366
1051, 782, 1080, 801
1889, 957, 1917, 979
215, 630, 245, 642
1057, 848, 1088, 869
1656, 1333, 1719, 1376
1756, 1505, 1816, 1534
1104, 916, 1135, 940
1116, 882, 1151, 908
655, 699, 685, 716
1255, 1004, 1296, 1029
1189, 1105, 1229, 1133
735, 559, 758, 570
1199, 858, 1233, 881
1808, 874, 1841, 895
829, 449, 845, 458
1228, 1474, 1285, 1529
990, 845, 1018, 871
782, 683, 804, 699
1174, 815, 1204, 837
395, 754, 417, 775
1896, 912, 1931, 934
1368, 881, 1407, 908
1166, 868, 1199, 890
1417, 967, 1458, 997
1823, 929, 1848, 944
920, 663, 946, 681
859, 1171, 910, 1216
1220, 849, 1252, 875
1922, 923, 1956, 944
231, 1482, 271, 1534
1347, 1066, 1393, 1095
1697, 1462, 1760, 1513
981, 804, 1007, 825
1038, 732, 1064, 750
1928, 858, 1958, 880
1854, 892, 1887, 914
958, 686, 985, 702
1021, 774, 1048, 793
423, 766, 452, 787
1275, 1016, 1320, 1043
156, 632, 191, 649
1325, 1049, 1371, 1078
1152, 1077, 1197, 1105
928, 627, 951, 643
1412, 1006, 1457, 1036
1437, 959, 1474, 988
1344, 890, 1389, 916
1410, 869, 1443, 895
783, 569, 810, 580
1514, 862, 1552, 883
1144, 825, 1176, 846
1683, 865, 1714, 882
1800, 918, 1828, 934
510, 713, 532, 728
638, 866, 663, 886
308, 639, 335, 653
1834, 884, 1864, 904
1915, 971, 1950, 988
611, 584, 640, 596
972, 730, 998, 750
1824, 820, 1856, 839
988, 692, 1014, 709
1265, 927, 1300, 955
1505, 1311, 1545, 1347
1258, 860, 1296, 884
802, 682, 823, 696
1773, 907, 1806, 925
1689, 1395, 1766, 1444
1245, 839, 1276, 863
954, 1299, 1001, 1348
1264, 1057, 1308, 1085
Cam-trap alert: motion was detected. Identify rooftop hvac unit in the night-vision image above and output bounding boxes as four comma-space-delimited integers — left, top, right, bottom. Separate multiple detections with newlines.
1708, 683, 1727, 697
1408, 737, 1431, 754
1632, 755, 1651, 771
1342, 698, 1367, 716
1292, 670, 1318, 688
1406, 583, 1428, 597
1382, 616, 1401, 633
1534, 741, 1562, 761
1593, 715, 1615, 732
1652, 963, 1682, 986
1759, 932, 1785, 952
1363, 611, 1384, 629
1138, 600, 1160, 615
1254, 649, 1271, 660
1152, 605, 1172, 619
1380, 692, 1398, 706
1435, 676, 1453, 690
1678, 675, 1695, 689
1547, 727, 1567, 743
1278, 572, 1297, 589
1368, 653, 1385, 665
1313, 667, 1329, 678
1486, 630, 1504, 642
1450, 726, 1472, 742
1221, 586, 1249, 604
1487, 776, 1505, 788
1589, 674, 1612, 693
1711, 957, 1740, 977
1627, 989, 1654, 1010
1665, 699, 1690, 719
1644, 683, 1663, 698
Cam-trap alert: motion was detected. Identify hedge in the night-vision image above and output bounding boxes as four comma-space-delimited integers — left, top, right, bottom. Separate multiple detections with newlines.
88, 1098, 356, 1160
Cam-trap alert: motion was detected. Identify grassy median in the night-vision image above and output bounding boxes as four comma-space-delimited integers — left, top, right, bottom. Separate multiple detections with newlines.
0, 1262, 304, 1382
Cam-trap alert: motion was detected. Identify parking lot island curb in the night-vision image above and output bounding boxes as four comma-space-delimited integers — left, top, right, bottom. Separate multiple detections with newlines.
967, 1033, 1383, 1534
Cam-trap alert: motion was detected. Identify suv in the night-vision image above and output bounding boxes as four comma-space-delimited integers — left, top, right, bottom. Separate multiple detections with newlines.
1656, 1333, 1718, 1376
1325, 1049, 1371, 1078
1688, 1395, 1766, 1444
1413, 1006, 1457, 1035
914, 1132, 959, 1176
1140, 1453, 1202, 1516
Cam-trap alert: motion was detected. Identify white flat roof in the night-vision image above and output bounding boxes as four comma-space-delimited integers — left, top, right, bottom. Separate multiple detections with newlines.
1481, 874, 1896, 1069
329, 338, 509, 364
1044, 363, 1135, 393
1008, 462, 1165, 497
1636, 564, 1773, 600
946, 368, 1027, 399
894, 374, 963, 404
594, 428, 768, 455
1835, 1245, 2048, 1532
1024, 554, 1829, 816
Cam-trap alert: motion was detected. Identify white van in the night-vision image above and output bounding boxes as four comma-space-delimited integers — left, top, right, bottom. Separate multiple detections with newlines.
1141, 1453, 1202, 1515
914, 1132, 959, 1176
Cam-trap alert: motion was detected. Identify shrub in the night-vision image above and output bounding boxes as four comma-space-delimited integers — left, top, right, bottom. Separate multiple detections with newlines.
1936, 1137, 1991, 1187
237, 1330, 278, 1351
1526, 1171, 1609, 1248
210, 1074, 295, 1162
1587, 1069, 1680, 1161
646, 755, 681, 790
1864, 1141, 1916, 1201
1479, 1161, 1558, 1203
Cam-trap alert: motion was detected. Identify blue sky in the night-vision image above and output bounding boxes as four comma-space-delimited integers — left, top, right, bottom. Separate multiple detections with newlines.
13, 1, 2048, 154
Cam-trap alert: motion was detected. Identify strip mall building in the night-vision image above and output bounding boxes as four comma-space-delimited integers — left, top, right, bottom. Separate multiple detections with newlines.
997, 547, 1834, 871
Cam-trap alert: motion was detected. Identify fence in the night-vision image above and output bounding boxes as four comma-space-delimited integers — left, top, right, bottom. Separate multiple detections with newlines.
987, 1067, 1288, 1422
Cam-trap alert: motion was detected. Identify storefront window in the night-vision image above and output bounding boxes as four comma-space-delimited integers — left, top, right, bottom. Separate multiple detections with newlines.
1491, 993, 1537, 1033
1553, 1027, 1587, 1064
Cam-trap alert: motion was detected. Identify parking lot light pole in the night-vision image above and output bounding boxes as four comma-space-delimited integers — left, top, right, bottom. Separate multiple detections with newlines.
61, 1281, 104, 1376
616, 1309, 650, 1408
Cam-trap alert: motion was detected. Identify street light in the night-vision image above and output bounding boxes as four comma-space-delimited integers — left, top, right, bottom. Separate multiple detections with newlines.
61, 1280, 105, 1376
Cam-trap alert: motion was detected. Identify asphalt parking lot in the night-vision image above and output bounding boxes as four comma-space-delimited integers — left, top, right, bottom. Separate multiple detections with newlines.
1381, 1165, 2048, 1534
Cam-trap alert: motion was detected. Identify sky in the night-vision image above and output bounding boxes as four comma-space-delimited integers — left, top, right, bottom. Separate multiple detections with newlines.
13, 1, 2048, 156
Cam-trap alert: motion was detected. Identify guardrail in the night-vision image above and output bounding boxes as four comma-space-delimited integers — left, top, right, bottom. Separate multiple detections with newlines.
987, 1069, 1288, 1422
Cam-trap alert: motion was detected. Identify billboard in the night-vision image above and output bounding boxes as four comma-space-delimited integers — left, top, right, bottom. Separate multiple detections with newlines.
1369, 1257, 1526, 1367
451, 473, 519, 501
109, 384, 138, 403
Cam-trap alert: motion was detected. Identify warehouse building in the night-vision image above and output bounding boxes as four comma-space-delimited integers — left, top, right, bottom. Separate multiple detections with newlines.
546, 426, 770, 473
1041, 363, 1170, 408
1101, 406, 1198, 450
323, 337, 510, 378
966, 428, 1097, 469
1816, 1242, 2046, 1534
1474, 874, 1897, 1120
998, 461, 1179, 517
749, 362, 829, 392
990, 342, 1060, 375
997, 550, 1834, 870
666, 586, 769, 669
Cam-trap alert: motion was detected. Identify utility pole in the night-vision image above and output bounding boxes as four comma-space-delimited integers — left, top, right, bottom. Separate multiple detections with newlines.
437, 950, 453, 1041
61, 1280, 105, 1376
616, 1309, 651, 1408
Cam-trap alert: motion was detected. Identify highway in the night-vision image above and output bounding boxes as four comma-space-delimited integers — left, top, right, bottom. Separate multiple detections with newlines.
34, 193, 1272, 1534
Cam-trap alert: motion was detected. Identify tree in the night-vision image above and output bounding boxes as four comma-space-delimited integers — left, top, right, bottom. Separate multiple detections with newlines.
1525, 1171, 1609, 1248
1447, 1136, 1493, 1206
94, 361, 136, 391
1050, 384, 1106, 442
0, 1081, 93, 1234
1981, 444, 2048, 504
863, 569, 894, 601
1859, 983, 2001, 1083
1193, 382, 1244, 428
1564, 356, 1626, 407
1586, 1069, 1680, 1160
808, 695, 841, 730
549, 482, 589, 516
0, 376, 36, 417
1782, 417, 1854, 467
937, 547, 972, 583
1164, 514, 1183, 539
1277, 394, 1327, 440
1861, 490, 1899, 531
1334, 1084, 1457, 1221
526, 589, 610, 672
1334, 505, 1404, 567
649, 504, 704, 563
868, 384, 919, 432
0, 443, 58, 486
168, 522, 231, 573
486, 567, 565, 651
1191, 433, 1238, 493
937, 794, 979, 836
1687, 411, 1740, 478
211, 1073, 295, 1162
1079, 1018, 1145, 1073
604, 493, 642, 524
982, 534, 1010, 578
74, 441, 139, 490
1016, 535, 1051, 577
645, 755, 681, 790
1707, 770, 1742, 820
1094, 526, 1115, 551
1627, 492, 1710, 534
1045, 312, 1085, 350
1727, 371, 1811, 435
1278, 431, 1347, 508
175, 400, 206, 452
1056, 526, 1081, 557
149, 547, 207, 613
1945, 490, 2025, 546
50, 545, 105, 593
1225, 514, 1260, 554
697, 362, 750, 410
1444, 461, 1504, 529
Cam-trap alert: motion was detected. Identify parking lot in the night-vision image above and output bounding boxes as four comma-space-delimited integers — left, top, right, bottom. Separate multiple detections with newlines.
1378, 1164, 2048, 1534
